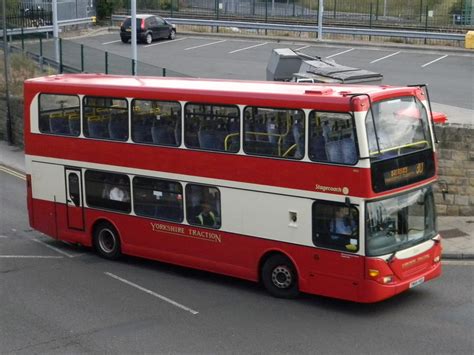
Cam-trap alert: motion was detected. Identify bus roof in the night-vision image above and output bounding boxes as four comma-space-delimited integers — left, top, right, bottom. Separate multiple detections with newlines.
25, 74, 420, 106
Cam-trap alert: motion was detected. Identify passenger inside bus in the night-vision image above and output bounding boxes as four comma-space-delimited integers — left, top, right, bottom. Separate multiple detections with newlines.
195, 202, 218, 228
186, 185, 221, 229
109, 178, 130, 202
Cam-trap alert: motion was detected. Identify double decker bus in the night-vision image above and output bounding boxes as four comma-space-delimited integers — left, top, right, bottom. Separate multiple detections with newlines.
24, 74, 442, 302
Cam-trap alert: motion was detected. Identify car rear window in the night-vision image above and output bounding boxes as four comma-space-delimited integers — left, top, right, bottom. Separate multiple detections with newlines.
123, 18, 142, 28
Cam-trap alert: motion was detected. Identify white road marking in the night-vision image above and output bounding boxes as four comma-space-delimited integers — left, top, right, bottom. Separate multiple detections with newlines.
145, 37, 188, 48
0, 235, 8, 239
33, 239, 75, 258
105, 272, 199, 315
0, 165, 26, 180
102, 40, 122, 45
442, 260, 474, 266
326, 48, 354, 58
421, 55, 448, 68
184, 39, 226, 51
0, 255, 63, 259
370, 51, 401, 63
229, 42, 268, 54
294, 45, 311, 51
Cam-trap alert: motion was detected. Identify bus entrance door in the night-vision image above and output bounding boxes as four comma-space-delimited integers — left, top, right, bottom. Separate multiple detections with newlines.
65, 168, 85, 230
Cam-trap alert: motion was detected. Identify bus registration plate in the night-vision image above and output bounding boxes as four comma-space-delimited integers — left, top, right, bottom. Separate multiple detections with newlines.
409, 277, 425, 288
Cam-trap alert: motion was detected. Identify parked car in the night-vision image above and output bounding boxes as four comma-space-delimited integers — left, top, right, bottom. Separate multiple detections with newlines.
120, 14, 176, 44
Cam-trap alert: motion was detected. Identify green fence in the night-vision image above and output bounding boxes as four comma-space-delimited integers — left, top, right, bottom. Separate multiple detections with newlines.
6, 33, 190, 77
115, 0, 473, 28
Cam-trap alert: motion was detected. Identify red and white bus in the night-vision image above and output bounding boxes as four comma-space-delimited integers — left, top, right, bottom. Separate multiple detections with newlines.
24, 74, 442, 302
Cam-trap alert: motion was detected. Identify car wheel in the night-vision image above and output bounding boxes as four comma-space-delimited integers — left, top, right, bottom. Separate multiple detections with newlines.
145, 33, 152, 44
93, 222, 122, 260
121, 37, 128, 43
169, 29, 176, 40
261, 254, 299, 298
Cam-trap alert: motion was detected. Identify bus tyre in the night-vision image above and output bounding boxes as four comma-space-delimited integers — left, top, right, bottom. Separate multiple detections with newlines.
93, 222, 122, 260
262, 255, 299, 298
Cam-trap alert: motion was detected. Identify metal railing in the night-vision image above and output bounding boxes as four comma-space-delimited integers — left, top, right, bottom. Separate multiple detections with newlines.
111, 15, 466, 42
1, 17, 96, 37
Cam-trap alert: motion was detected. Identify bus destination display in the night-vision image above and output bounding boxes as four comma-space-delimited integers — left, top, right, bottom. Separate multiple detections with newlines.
383, 162, 425, 186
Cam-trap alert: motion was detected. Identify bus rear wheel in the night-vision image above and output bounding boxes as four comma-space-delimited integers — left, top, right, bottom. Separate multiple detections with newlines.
261, 254, 299, 298
93, 222, 122, 260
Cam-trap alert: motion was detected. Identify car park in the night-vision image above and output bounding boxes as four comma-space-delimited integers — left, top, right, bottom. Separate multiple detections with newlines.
120, 14, 176, 44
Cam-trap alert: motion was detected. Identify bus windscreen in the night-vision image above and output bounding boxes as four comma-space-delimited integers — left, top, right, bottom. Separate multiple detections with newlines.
366, 186, 436, 257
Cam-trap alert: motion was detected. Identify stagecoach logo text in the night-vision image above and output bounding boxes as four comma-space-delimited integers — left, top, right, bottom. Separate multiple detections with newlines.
150, 222, 222, 243
315, 184, 349, 195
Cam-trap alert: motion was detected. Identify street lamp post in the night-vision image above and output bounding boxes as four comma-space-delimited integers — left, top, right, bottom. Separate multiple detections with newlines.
131, 0, 137, 75
2, 0, 14, 145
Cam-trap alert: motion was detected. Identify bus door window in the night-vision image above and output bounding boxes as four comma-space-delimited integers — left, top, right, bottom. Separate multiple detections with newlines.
184, 103, 240, 153
68, 173, 81, 206
131, 100, 181, 146
83, 96, 128, 141
38, 94, 80, 136
309, 111, 357, 165
133, 177, 183, 222
243, 106, 305, 159
185, 184, 221, 229
85, 170, 131, 213
312, 201, 359, 253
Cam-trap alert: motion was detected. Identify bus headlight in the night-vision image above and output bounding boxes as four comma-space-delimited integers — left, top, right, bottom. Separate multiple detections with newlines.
382, 276, 394, 284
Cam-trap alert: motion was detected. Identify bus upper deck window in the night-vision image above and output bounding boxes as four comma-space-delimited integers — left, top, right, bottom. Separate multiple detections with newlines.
132, 100, 182, 147
38, 94, 80, 136
308, 111, 357, 165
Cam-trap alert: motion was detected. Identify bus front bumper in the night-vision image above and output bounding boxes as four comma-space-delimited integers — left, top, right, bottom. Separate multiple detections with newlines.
357, 260, 442, 303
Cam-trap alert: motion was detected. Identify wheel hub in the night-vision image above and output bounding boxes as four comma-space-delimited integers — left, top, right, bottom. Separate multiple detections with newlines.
272, 266, 292, 289
98, 228, 115, 253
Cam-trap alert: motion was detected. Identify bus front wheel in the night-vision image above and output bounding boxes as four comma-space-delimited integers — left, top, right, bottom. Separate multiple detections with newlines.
93, 222, 122, 260
261, 254, 299, 298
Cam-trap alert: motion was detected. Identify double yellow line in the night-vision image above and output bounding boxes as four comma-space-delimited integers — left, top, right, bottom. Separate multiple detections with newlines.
0, 165, 26, 181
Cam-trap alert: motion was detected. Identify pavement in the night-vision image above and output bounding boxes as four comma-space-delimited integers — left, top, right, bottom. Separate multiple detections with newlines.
1, 140, 472, 259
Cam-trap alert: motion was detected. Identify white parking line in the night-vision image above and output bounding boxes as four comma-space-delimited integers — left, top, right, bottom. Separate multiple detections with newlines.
326, 48, 354, 58
0, 255, 63, 259
229, 42, 268, 54
295, 45, 311, 51
184, 39, 226, 51
145, 37, 188, 48
105, 272, 199, 315
370, 51, 401, 63
421, 55, 448, 68
102, 40, 122, 45
33, 239, 75, 258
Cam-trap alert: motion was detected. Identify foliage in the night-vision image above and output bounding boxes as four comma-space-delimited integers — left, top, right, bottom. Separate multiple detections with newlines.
0, 52, 45, 96
160, 0, 179, 11
97, 0, 124, 20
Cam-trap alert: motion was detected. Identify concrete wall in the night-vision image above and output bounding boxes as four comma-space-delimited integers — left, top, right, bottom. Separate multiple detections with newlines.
0, 98, 472, 216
